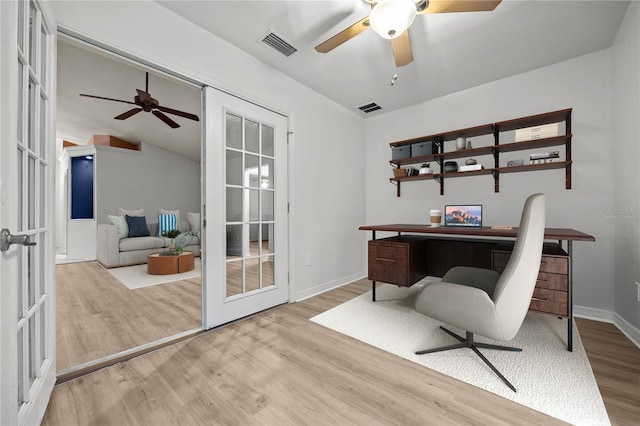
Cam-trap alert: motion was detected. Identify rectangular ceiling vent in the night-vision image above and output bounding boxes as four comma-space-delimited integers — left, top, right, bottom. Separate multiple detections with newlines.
358, 102, 382, 114
260, 30, 297, 57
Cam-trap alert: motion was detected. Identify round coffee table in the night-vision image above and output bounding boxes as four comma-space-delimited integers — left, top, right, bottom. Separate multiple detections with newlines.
147, 251, 195, 275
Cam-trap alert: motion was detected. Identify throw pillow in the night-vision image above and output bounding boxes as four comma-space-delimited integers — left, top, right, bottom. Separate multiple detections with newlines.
119, 208, 144, 217
125, 215, 150, 237
187, 211, 200, 232
159, 208, 180, 224
158, 214, 178, 237
108, 215, 129, 239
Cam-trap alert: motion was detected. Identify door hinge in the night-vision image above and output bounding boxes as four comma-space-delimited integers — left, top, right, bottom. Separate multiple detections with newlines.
287, 203, 290, 213
287, 131, 293, 143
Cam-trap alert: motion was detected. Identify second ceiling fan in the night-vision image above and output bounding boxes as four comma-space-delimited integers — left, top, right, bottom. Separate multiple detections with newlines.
315, 0, 501, 67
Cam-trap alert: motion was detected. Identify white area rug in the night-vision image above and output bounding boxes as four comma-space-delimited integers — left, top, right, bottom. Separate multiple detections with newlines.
106, 259, 201, 290
311, 282, 609, 426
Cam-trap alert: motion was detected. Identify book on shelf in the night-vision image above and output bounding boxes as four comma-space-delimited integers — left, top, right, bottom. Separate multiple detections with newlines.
530, 151, 560, 160
459, 164, 484, 172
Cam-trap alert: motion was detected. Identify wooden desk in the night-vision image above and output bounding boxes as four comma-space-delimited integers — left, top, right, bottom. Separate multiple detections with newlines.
359, 224, 595, 351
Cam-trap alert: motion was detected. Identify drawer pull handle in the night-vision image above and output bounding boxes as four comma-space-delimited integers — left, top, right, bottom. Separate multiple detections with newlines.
536, 279, 548, 283
376, 257, 396, 263
531, 297, 547, 302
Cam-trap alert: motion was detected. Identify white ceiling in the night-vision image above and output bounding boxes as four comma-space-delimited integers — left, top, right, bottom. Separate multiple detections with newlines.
56, 1, 629, 161
56, 37, 202, 162
156, 0, 629, 115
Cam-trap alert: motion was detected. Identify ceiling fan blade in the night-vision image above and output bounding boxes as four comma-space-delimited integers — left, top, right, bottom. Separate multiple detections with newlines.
391, 30, 414, 67
80, 94, 136, 105
157, 105, 200, 122
419, 0, 501, 14
114, 108, 143, 120
315, 16, 371, 53
152, 110, 180, 128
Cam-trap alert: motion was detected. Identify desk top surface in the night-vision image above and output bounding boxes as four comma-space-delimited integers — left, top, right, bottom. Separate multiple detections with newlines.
359, 224, 595, 241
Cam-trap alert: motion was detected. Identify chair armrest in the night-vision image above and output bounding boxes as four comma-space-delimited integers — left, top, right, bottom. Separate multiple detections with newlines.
97, 224, 120, 268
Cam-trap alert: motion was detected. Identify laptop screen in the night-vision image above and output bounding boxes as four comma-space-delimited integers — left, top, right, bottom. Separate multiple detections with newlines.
444, 205, 483, 227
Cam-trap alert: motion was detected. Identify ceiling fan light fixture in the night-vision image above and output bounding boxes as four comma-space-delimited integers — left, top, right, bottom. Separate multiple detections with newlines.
369, 0, 417, 40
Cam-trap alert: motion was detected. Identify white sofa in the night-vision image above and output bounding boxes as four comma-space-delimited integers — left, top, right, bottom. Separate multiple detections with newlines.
97, 221, 200, 268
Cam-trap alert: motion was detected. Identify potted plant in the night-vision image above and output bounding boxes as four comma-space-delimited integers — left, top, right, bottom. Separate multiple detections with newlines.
161, 229, 181, 253
419, 162, 432, 175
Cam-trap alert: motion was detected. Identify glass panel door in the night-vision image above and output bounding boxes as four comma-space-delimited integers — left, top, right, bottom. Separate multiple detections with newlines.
204, 87, 288, 328
0, 1, 56, 424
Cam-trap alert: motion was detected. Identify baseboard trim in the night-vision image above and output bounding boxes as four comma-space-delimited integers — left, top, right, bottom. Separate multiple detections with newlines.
574, 305, 640, 349
294, 272, 366, 302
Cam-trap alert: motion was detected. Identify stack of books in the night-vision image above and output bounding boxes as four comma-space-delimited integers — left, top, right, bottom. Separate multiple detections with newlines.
529, 151, 560, 164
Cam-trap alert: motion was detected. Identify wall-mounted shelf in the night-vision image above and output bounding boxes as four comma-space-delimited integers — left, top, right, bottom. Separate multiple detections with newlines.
388, 109, 572, 196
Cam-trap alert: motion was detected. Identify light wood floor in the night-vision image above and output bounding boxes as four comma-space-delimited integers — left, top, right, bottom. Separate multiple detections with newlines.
56, 261, 201, 371
45, 279, 640, 425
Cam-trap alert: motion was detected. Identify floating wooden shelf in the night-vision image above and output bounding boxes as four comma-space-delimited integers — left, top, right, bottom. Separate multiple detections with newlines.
388, 108, 572, 196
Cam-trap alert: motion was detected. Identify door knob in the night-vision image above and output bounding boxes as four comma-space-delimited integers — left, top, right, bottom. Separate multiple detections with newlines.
0, 228, 37, 252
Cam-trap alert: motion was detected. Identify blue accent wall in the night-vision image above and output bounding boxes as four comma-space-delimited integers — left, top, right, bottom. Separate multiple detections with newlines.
70, 156, 94, 219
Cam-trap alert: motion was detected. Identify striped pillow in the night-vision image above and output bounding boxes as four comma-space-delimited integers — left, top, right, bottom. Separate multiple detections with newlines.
158, 214, 177, 236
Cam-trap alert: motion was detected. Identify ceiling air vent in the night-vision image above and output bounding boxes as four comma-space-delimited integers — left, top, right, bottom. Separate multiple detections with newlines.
260, 30, 297, 57
357, 102, 382, 114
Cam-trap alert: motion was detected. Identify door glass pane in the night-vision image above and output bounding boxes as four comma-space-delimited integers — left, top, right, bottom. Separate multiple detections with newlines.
249, 223, 260, 256
40, 302, 47, 362
225, 149, 242, 186
245, 119, 259, 153
226, 260, 243, 297
29, 2, 37, 71
226, 224, 242, 259
262, 255, 275, 288
225, 113, 242, 149
226, 187, 242, 222
18, 1, 25, 53
262, 125, 274, 157
245, 154, 259, 188
17, 61, 24, 143
39, 95, 47, 158
39, 234, 45, 294
29, 315, 36, 386
248, 189, 259, 221
17, 250, 24, 320
40, 24, 47, 90
28, 246, 35, 308
18, 148, 24, 231
39, 162, 45, 227
28, 78, 36, 151
261, 157, 274, 189
28, 156, 36, 228
246, 258, 260, 292
17, 329, 24, 407
264, 224, 275, 254
262, 190, 274, 221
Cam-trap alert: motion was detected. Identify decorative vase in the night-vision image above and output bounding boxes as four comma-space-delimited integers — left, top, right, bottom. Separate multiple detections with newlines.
456, 137, 466, 150
467, 140, 473, 149
444, 161, 458, 173
465, 158, 477, 165
419, 167, 432, 175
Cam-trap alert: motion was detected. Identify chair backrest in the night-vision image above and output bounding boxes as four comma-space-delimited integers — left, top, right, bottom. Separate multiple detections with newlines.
492, 193, 546, 340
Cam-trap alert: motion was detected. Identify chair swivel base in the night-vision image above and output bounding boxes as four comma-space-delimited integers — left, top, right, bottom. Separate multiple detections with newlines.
415, 326, 521, 392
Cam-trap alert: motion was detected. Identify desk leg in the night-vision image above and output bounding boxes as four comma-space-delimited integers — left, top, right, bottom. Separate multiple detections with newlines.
372, 281, 376, 302
567, 240, 573, 352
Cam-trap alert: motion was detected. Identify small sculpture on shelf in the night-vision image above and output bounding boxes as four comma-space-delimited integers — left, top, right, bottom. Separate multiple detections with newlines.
419, 163, 432, 175
456, 137, 466, 150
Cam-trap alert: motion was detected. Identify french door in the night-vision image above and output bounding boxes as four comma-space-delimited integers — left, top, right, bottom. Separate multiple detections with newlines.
0, 1, 56, 425
204, 87, 289, 328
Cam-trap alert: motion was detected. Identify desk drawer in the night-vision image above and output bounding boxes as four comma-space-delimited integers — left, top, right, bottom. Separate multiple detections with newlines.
368, 237, 428, 287
530, 288, 568, 316
536, 271, 568, 291
492, 247, 568, 275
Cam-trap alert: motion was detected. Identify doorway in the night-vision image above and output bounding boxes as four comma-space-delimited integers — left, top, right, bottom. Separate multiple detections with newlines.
54, 35, 204, 373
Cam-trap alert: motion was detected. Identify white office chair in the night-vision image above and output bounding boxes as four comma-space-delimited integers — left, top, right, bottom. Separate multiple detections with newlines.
414, 193, 546, 392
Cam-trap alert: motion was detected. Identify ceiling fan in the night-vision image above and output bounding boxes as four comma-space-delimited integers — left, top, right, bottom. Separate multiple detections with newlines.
315, 0, 501, 67
79, 72, 200, 128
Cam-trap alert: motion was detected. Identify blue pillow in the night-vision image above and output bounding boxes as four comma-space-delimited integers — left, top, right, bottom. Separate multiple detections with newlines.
125, 215, 150, 237
158, 214, 177, 236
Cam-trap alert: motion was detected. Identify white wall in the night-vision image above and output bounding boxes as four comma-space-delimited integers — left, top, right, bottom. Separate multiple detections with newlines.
51, 0, 366, 300
95, 143, 200, 226
365, 50, 614, 313
612, 2, 640, 333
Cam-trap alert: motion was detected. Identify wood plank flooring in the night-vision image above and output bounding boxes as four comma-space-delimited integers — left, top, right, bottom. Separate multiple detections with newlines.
56, 261, 201, 371
44, 278, 640, 425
